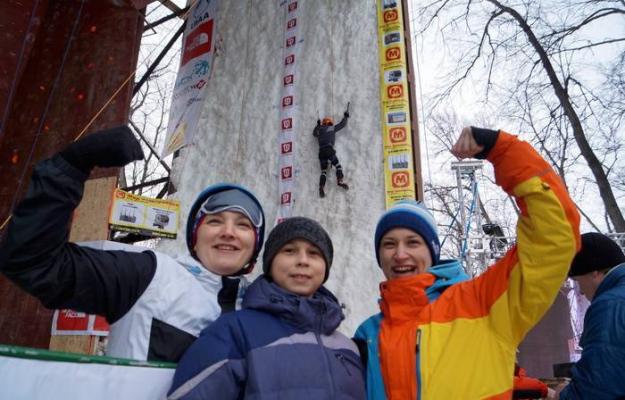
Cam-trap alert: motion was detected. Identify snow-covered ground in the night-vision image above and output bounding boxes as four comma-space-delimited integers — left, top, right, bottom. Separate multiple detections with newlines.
157, 0, 386, 335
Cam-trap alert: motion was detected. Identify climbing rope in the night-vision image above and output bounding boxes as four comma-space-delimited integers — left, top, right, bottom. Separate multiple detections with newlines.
439, 201, 462, 251
0, 0, 41, 138
460, 174, 479, 262
5, 0, 87, 233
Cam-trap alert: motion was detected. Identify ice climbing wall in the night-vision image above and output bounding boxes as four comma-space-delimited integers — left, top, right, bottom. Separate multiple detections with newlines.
158, 0, 388, 334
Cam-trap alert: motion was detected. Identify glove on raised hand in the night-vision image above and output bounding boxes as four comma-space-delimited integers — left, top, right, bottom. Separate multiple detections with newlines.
344, 111, 350, 118
60, 125, 144, 174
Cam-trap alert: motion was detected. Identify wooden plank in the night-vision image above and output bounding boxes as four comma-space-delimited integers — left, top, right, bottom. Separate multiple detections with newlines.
49, 334, 98, 355
69, 176, 117, 243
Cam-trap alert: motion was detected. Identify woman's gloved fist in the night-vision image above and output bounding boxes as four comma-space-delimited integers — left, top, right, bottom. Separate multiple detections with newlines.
59, 125, 144, 173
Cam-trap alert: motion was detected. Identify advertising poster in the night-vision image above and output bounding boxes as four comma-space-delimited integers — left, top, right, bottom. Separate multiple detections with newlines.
109, 189, 180, 239
162, 0, 217, 156
377, 0, 417, 208
51, 310, 109, 336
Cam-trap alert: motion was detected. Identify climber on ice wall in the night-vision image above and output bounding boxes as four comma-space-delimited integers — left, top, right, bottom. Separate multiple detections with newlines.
313, 102, 350, 198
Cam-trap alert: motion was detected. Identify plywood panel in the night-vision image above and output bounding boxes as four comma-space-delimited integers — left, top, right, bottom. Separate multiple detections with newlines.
69, 176, 117, 242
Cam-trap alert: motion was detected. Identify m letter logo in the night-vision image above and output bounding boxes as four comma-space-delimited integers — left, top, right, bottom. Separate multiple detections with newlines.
281, 142, 292, 154
281, 166, 292, 180
285, 54, 295, 66
386, 47, 401, 61
281, 118, 292, 130
286, 36, 296, 47
282, 96, 293, 108
287, 18, 297, 30
387, 84, 403, 99
392, 172, 410, 188
384, 10, 398, 23
283, 75, 294, 86
288, 2, 297, 12
389, 127, 407, 143
281, 192, 292, 204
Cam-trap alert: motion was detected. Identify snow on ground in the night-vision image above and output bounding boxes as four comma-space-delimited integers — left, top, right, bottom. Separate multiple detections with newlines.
157, 0, 387, 335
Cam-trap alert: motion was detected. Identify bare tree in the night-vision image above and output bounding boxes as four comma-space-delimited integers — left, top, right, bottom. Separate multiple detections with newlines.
123, 4, 183, 197
411, 0, 625, 231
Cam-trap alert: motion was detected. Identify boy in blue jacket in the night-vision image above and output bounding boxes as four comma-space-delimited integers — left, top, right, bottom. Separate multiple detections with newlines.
168, 217, 365, 400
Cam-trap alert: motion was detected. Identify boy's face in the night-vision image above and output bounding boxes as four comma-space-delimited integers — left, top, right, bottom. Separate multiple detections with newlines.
270, 239, 326, 297
379, 228, 432, 280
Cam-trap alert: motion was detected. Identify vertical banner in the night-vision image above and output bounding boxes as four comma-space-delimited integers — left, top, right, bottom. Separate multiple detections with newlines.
162, 0, 217, 156
376, 0, 416, 208
277, 0, 301, 223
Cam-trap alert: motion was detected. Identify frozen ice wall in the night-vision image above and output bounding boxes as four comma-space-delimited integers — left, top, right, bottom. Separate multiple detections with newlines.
158, 0, 386, 334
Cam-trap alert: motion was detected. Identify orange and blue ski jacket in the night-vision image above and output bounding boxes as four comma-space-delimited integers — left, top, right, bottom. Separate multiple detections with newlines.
355, 131, 580, 400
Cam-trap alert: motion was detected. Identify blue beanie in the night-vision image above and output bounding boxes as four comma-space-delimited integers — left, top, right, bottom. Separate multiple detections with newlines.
374, 200, 440, 266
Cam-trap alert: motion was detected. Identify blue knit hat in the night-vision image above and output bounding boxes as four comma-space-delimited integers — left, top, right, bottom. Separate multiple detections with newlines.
186, 183, 265, 275
374, 200, 440, 266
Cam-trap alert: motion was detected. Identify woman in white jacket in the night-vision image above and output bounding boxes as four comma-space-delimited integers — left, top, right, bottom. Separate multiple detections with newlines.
0, 126, 265, 362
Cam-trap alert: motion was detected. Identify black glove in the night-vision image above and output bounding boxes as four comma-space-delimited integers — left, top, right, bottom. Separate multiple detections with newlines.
60, 125, 144, 174
344, 111, 350, 118
471, 126, 499, 159
317, 119, 321, 126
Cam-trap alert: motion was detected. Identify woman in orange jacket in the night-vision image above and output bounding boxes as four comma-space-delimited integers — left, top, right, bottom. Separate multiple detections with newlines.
354, 126, 580, 399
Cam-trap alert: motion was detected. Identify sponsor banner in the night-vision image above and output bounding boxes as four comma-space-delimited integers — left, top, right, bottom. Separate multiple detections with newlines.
0, 345, 174, 400
162, 0, 217, 156
109, 189, 180, 239
51, 310, 109, 336
377, 0, 416, 208
277, 0, 301, 223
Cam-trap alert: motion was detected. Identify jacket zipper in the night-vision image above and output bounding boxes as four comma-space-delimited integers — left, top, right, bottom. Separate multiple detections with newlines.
315, 312, 336, 398
416, 328, 422, 400
336, 353, 353, 376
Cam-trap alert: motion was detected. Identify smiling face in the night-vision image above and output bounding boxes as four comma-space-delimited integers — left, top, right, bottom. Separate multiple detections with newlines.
193, 210, 256, 276
379, 228, 433, 280
270, 239, 326, 297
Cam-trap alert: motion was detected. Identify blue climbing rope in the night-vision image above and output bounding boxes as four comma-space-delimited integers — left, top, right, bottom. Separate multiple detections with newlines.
460, 175, 479, 260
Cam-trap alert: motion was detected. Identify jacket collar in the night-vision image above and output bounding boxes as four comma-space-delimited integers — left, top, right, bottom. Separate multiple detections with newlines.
595, 263, 625, 299
242, 276, 344, 335
176, 254, 248, 290
379, 259, 469, 323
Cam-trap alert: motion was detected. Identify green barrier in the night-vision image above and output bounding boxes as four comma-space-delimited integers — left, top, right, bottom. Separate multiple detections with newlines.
0, 344, 176, 369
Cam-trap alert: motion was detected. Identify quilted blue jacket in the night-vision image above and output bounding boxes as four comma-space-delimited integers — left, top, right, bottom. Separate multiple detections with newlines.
560, 263, 625, 399
168, 276, 365, 399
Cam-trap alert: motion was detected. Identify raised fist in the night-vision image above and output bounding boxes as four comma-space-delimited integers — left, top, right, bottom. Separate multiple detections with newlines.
60, 125, 144, 173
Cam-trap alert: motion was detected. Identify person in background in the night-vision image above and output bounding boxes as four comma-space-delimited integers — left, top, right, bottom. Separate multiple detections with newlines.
0, 126, 265, 362
552, 232, 625, 399
313, 105, 350, 198
354, 126, 580, 399
168, 217, 365, 400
